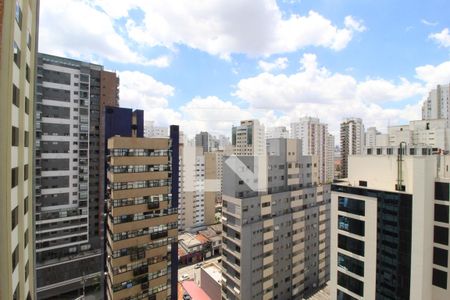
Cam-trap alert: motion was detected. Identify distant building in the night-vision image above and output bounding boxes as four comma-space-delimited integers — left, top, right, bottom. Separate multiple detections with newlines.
222, 138, 330, 299
291, 117, 334, 183
331, 150, 450, 300
266, 126, 289, 139
340, 118, 364, 178
144, 120, 168, 137
422, 83, 450, 124
232, 120, 265, 156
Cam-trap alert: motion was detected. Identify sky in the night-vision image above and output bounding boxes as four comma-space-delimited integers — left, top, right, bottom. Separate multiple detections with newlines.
38, 0, 450, 138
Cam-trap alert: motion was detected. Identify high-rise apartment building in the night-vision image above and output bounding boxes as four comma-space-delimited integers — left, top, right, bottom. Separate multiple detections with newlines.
340, 118, 364, 178
232, 120, 265, 156
266, 126, 289, 139
144, 120, 168, 138
222, 138, 330, 300
422, 83, 450, 123
195, 131, 219, 153
291, 117, 334, 183
0, 0, 38, 299
105, 122, 179, 300
331, 151, 450, 300
34, 53, 119, 298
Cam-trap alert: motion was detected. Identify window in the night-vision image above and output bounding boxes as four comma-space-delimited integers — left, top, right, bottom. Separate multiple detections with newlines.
435, 204, 449, 223
27, 33, 32, 50
26, 64, 30, 82
337, 289, 358, 300
359, 180, 367, 187
11, 167, 18, 188
434, 226, 449, 245
338, 234, 364, 256
12, 245, 19, 270
12, 127, 19, 146
12, 206, 18, 230
25, 261, 29, 280
24, 97, 29, 114
15, 0, 22, 28
338, 216, 365, 236
13, 285, 19, 300
435, 182, 449, 201
338, 197, 365, 216
433, 247, 448, 267
338, 252, 364, 276
337, 271, 364, 296
24, 131, 29, 147
13, 42, 20, 67
13, 84, 19, 107
24, 164, 28, 180
432, 268, 447, 289
24, 196, 28, 214
24, 229, 28, 248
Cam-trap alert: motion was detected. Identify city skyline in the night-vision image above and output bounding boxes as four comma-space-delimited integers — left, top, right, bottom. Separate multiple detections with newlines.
38, 0, 450, 137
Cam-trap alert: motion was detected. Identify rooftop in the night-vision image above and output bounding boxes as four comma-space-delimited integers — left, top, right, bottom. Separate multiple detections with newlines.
201, 262, 222, 284
180, 280, 211, 300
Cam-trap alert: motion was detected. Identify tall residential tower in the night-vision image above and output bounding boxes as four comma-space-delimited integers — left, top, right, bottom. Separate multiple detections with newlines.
0, 0, 38, 299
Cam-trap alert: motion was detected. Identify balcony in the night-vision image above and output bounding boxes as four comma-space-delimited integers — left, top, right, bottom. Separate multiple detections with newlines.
150, 230, 168, 240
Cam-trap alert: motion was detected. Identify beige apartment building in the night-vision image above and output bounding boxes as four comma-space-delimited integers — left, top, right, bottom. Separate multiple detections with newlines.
0, 0, 38, 299
106, 134, 179, 300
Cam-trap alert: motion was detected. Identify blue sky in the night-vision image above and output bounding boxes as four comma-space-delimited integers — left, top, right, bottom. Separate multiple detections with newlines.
39, 0, 450, 137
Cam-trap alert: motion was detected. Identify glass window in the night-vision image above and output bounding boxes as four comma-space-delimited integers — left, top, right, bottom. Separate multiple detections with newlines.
432, 268, 447, 289
12, 84, 19, 107
13, 42, 20, 67
338, 234, 364, 256
338, 197, 365, 216
433, 247, 448, 267
25, 97, 29, 114
12, 127, 19, 146
434, 226, 449, 245
11, 167, 18, 188
12, 246, 19, 270
24, 164, 28, 180
15, 0, 22, 28
338, 215, 365, 236
337, 271, 364, 297
12, 206, 18, 230
435, 204, 449, 223
338, 252, 364, 276
26, 64, 30, 82
24, 131, 29, 147
435, 182, 449, 201
337, 289, 357, 300
27, 33, 32, 50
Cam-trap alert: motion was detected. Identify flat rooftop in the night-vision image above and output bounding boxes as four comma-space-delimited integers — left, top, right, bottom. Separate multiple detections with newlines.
202, 262, 222, 283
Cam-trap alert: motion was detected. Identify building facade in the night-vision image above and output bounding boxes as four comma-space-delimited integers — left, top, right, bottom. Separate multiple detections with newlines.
34, 53, 119, 298
0, 0, 38, 299
105, 124, 179, 300
232, 120, 265, 156
221, 138, 330, 300
331, 152, 450, 300
266, 126, 289, 139
144, 120, 168, 138
422, 83, 450, 123
291, 117, 334, 183
340, 118, 364, 178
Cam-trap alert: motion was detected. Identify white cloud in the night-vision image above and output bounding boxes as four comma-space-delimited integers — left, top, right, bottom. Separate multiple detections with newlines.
344, 16, 366, 32
233, 53, 433, 136
258, 57, 289, 72
39, 0, 169, 67
118, 71, 174, 110
111, 0, 365, 57
415, 60, 450, 88
421, 19, 438, 26
429, 28, 450, 48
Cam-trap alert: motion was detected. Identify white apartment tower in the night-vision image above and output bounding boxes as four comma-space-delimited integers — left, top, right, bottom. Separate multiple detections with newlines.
422, 84, 450, 123
291, 117, 334, 183
340, 118, 364, 178
232, 120, 265, 156
144, 120, 168, 137
266, 126, 289, 139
